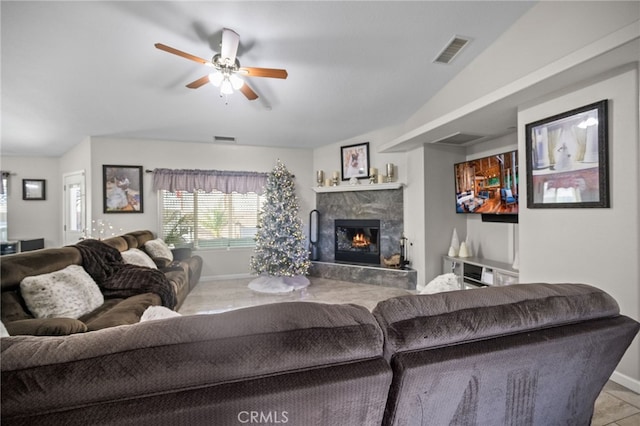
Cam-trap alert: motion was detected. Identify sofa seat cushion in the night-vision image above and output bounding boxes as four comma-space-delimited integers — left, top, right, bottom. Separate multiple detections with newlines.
20, 265, 104, 319
4, 318, 87, 336
80, 293, 162, 331
373, 283, 620, 360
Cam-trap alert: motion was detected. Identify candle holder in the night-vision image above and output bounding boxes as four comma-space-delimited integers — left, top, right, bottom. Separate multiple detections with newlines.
386, 163, 394, 183
332, 171, 340, 186
316, 170, 324, 187
369, 167, 378, 184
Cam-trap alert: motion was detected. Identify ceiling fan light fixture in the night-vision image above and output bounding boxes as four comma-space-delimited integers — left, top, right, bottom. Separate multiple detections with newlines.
209, 71, 224, 87
220, 79, 234, 95
229, 74, 244, 90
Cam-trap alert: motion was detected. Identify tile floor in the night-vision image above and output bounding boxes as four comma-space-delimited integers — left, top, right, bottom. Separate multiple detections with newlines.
179, 277, 640, 425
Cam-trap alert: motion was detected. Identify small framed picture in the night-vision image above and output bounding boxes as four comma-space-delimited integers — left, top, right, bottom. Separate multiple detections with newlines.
103, 165, 144, 213
525, 99, 609, 208
22, 179, 46, 200
340, 142, 370, 181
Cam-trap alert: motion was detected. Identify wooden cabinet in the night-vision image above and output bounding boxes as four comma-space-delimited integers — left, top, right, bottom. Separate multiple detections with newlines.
443, 255, 518, 290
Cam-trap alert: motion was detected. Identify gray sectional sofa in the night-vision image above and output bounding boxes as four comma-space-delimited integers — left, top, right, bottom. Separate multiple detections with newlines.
1, 282, 637, 425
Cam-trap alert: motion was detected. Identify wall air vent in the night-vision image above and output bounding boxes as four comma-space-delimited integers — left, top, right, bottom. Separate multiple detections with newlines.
434, 36, 470, 64
432, 132, 485, 146
213, 136, 236, 144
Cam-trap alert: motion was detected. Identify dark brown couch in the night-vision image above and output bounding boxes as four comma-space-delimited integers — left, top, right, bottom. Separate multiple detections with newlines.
0, 230, 202, 335
1, 283, 637, 425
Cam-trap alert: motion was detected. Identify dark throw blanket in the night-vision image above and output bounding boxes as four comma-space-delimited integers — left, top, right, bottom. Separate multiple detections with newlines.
76, 239, 176, 309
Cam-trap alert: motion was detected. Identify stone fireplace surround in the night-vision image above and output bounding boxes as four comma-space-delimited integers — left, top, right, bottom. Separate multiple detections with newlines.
308, 187, 416, 290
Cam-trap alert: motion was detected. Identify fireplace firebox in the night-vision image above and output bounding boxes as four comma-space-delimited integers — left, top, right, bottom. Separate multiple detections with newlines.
334, 219, 380, 265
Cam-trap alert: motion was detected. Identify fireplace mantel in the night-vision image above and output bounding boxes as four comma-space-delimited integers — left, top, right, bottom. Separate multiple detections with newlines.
311, 182, 403, 193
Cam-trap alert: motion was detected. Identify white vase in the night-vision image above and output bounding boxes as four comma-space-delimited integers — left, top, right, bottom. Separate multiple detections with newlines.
458, 242, 470, 258
450, 229, 460, 251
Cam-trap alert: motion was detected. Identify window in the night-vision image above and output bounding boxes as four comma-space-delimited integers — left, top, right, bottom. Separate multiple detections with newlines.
160, 189, 265, 249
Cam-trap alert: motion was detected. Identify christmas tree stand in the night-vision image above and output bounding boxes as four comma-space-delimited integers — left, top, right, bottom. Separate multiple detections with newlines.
248, 275, 310, 294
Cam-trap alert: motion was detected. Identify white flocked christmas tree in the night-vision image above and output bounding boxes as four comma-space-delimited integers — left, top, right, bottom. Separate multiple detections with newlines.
249, 160, 311, 293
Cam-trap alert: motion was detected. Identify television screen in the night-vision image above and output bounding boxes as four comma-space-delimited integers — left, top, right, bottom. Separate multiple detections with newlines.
454, 150, 518, 215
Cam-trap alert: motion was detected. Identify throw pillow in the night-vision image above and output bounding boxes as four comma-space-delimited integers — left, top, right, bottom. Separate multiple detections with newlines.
144, 238, 174, 261
0, 321, 9, 337
121, 248, 157, 269
20, 265, 104, 319
140, 305, 181, 322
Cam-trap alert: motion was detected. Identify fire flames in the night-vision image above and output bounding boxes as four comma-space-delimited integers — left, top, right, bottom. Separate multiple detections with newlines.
352, 233, 370, 248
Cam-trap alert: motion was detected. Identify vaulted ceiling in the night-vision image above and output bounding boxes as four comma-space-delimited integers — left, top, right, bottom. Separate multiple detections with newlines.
1, 1, 536, 157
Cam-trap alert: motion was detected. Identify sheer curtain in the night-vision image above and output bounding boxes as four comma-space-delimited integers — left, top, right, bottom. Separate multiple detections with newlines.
152, 168, 268, 195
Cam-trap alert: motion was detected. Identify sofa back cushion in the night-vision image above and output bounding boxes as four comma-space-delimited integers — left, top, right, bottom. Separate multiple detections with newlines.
1, 247, 82, 292
373, 283, 620, 360
1, 302, 388, 420
373, 284, 639, 426
101, 236, 130, 252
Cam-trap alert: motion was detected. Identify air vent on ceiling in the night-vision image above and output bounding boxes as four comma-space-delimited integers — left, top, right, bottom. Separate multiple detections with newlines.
213, 136, 236, 144
432, 132, 484, 146
433, 36, 470, 64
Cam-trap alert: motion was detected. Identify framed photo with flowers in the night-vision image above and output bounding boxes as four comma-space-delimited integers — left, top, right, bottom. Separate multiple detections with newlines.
340, 142, 370, 181
103, 165, 143, 213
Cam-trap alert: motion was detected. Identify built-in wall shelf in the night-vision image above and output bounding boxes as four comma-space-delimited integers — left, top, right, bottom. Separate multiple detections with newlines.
311, 182, 404, 193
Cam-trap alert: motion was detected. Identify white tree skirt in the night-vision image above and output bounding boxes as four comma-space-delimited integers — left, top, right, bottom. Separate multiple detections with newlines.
248, 275, 310, 294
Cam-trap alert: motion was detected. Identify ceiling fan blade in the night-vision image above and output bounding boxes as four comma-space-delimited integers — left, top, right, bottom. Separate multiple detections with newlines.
186, 75, 210, 89
240, 67, 288, 79
220, 28, 240, 64
239, 83, 258, 101
155, 43, 211, 66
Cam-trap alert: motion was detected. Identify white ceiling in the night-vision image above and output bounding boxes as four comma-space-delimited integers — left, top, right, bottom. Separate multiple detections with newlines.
1, 1, 536, 157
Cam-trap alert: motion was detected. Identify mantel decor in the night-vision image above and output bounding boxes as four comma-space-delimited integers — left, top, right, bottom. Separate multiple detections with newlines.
340, 142, 370, 181
103, 165, 143, 213
525, 99, 609, 208
22, 179, 46, 200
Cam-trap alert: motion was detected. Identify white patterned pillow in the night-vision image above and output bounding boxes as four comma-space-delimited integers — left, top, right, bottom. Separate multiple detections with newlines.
144, 238, 173, 261
121, 248, 157, 269
0, 322, 9, 337
20, 265, 104, 319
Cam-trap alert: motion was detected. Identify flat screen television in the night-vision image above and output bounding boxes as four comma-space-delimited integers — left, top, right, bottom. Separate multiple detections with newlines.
454, 150, 518, 219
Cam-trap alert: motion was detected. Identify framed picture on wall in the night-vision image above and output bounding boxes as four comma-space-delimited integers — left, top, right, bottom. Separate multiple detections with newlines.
340, 142, 370, 181
103, 165, 144, 213
22, 179, 46, 200
525, 99, 609, 208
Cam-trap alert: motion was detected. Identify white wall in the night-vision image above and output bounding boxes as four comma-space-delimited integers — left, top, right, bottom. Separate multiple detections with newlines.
518, 66, 640, 391
2, 156, 61, 248
404, 1, 640, 133
90, 137, 314, 279
423, 144, 467, 284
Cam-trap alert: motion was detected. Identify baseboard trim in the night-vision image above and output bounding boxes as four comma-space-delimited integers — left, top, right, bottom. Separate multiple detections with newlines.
610, 370, 640, 393
201, 273, 252, 282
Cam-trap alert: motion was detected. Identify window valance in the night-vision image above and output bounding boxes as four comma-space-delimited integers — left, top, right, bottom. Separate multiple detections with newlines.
152, 168, 268, 195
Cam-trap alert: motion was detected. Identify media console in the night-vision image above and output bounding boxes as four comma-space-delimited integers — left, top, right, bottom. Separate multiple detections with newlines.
442, 255, 518, 289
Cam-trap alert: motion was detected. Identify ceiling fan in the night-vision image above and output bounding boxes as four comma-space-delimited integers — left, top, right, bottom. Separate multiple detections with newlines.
155, 28, 288, 101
